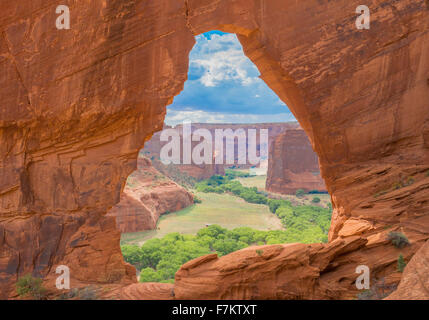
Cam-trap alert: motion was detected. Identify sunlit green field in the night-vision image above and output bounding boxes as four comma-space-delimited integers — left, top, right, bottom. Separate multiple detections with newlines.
236, 175, 267, 191
121, 191, 284, 246
237, 173, 331, 208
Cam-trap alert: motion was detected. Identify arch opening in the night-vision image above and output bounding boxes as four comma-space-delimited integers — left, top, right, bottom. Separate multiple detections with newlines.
109, 31, 332, 285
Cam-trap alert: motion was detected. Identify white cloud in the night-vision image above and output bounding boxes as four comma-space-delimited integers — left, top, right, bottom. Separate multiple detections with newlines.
165, 109, 296, 126
190, 34, 259, 87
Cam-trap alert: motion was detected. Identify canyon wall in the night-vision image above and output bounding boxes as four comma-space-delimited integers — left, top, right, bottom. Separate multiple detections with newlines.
266, 129, 327, 194
386, 239, 429, 300
143, 125, 225, 180
106, 157, 193, 233
0, 0, 428, 299
143, 123, 300, 180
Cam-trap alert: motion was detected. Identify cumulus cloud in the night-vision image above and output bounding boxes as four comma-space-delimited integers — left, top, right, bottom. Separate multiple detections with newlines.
190, 34, 259, 87
165, 109, 297, 126
168, 31, 294, 119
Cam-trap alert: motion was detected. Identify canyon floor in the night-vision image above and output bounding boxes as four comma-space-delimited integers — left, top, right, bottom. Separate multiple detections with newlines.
121, 190, 283, 246
121, 171, 330, 246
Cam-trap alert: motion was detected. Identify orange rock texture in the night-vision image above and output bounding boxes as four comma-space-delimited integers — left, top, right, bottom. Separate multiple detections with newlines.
1, 0, 429, 299
144, 123, 300, 172
385, 240, 429, 300
143, 125, 225, 180
106, 157, 193, 233
266, 128, 327, 194
144, 123, 301, 180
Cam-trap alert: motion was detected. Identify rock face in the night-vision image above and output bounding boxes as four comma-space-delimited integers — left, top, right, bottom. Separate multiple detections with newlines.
1, 0, 428, 299
144, 125, 225, 180
174, 238, 368, 299
107, 158, 193, 233
386, 240, 429, 300
266, 129, 327, 194
144, 122, 300, 180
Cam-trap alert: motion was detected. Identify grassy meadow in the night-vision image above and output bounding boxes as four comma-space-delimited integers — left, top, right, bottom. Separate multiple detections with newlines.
121, 191, 283, 246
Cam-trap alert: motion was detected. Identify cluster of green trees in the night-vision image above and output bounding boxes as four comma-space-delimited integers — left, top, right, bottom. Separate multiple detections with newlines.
122, 222, 329, 284
224, 169, 251, 178
269, 199, 331, 243
195, 175, 268, 204
195, 176, 331, 243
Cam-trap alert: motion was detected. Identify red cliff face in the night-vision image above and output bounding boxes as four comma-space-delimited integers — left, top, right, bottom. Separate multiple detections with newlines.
106, 158, 193, 233
0, 0, 428, 299
143, 123, 299, 179
266, 128, 327, 194
144, 126, 225, 180
386, 240, 429, 300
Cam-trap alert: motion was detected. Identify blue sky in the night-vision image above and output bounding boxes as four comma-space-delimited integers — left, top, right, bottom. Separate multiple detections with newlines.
165, 31, 296, 125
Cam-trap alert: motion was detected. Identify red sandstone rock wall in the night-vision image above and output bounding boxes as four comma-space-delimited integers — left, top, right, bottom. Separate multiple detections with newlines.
0, 0, 428, 299
386, 240, 429, 300
144, 125, 225, 180
107, 158, 193, 233
144, 122, 299, 179
266, 128, 327, 194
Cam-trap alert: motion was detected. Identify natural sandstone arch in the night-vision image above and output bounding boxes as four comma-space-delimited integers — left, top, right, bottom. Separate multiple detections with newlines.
0, 0, 428, 299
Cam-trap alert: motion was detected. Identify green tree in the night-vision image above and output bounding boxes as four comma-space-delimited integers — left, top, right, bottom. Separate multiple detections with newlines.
139, 268, 162, 282
388, 232, 410, 248
213, 238, 247, 256
312, 197, 321, 203
121, 245, 143, 269
397, 254, 406, 273
197, 224, 227, 239
267, 199, 290, 214
296, 189, 306, 198
16, 274, 47, 300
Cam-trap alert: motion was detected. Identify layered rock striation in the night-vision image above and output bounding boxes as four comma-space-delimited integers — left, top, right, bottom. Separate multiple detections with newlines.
266, 128, 327, 194
107, 157, 193, 233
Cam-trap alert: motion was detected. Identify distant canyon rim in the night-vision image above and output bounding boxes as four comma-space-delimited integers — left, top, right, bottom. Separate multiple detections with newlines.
0, 0, 428, 299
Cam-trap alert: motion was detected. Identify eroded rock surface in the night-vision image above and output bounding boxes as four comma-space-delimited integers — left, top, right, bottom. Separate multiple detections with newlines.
144, 123, 300, 177
386, 240, 429, 300
107, 157, 193, 233
1, 0, 429, 299
266, 128, 327, 194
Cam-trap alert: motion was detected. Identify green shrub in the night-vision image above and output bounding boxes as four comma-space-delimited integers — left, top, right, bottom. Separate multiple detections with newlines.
312, 197, 321, 204
357, 289, 374, 300
78, 286, 98, 300
16, 274, 47, 300
256, 249, 263, 256
267, 199, 291, 214
139, 268, 162, 283
57, 288, 79, 300
397, 254, 406, 273
225, 169, 250, 178
388, 232, 410, 248
193, 196, 202, 204
356, 278, 397, 300
295, 189, 306, 198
